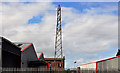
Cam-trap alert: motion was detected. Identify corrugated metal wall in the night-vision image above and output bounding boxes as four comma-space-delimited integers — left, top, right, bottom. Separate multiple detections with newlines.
80, 63, 96, 73
21, 44, 38, 68
97, 57, 120, 73
0, 37, 2, 72
77, 56, 120, 73
2, 37, 21, 68
118, 57, 120, 71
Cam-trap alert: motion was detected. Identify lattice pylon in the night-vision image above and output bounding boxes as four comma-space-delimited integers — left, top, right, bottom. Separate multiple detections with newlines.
55, 5, 63, 58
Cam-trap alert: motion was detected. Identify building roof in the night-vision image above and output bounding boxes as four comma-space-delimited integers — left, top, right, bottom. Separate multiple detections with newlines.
14, 42, 46, 61
20, 43, 32, 51
14, 42, 32, 51
38, 52, 44, 59
45, 58, 65, 61
1, 37, 21, 56
1, 37, 21, 50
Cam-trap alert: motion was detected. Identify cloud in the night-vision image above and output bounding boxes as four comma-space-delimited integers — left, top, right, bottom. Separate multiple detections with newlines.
1, 2, 54, 28
1, 0, 120, 2
61, 5, 118, 68
1, 2, 57, 57
62, 6, 118, 53
1, 2, 118, 68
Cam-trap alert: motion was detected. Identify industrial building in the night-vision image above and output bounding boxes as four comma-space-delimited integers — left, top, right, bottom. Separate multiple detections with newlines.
45, 57, 65, 69
0, 36, 65, 70
0, 5, 65, 72
0, 37, 48, 69
77, 56, 120, 73
0, 37, 21, 68
15, 43, 48, 68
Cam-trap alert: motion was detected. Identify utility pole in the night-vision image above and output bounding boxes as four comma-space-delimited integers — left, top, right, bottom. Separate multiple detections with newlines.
55, 5, 63, 58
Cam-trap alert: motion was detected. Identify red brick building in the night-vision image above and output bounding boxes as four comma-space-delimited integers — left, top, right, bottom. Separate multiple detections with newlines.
45, 57, 65, 69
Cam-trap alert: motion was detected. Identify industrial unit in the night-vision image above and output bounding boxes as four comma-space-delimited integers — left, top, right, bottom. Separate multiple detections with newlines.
15, 43, 48, 68
0, 37, 21, 68
0, 36, 65, 70
0, 37, 48, 69
77, 56, 120, 73
0, 5, 65, 71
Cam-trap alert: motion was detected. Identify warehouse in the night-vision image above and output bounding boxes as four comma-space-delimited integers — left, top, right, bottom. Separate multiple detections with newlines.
0, 37, 48, 69
15, 42, 48, 68
77, 56, 120, 73
0, 37, 21, 68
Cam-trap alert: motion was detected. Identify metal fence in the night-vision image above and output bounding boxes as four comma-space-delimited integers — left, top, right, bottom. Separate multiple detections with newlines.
1, 68, 77, 73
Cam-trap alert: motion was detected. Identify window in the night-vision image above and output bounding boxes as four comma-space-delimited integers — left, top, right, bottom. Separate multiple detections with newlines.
58, 63, 62, 67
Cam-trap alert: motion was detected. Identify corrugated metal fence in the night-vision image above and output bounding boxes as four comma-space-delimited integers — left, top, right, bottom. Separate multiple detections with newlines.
2, 68, 77, 73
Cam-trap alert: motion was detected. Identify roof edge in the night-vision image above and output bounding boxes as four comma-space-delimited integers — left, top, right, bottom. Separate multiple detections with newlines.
21, 43, 32, 51
38, 52, 43, 59
2, 37, 21, 49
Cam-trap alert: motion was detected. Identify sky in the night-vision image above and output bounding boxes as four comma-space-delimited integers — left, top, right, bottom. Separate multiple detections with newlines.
0, 1, 119, 68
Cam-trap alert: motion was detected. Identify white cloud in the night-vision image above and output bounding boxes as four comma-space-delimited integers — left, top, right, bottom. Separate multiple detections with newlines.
62, 5, 118, 68
0, 2, 118, 68
0, 2, 57, 57
62, 7, 118, 54
1, 0, 120, 2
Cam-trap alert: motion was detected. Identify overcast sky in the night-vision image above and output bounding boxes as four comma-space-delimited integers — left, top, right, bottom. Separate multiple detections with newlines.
0, 1, 119, 68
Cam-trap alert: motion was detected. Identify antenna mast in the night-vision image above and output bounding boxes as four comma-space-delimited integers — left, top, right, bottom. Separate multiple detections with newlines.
55, 5, 63, 58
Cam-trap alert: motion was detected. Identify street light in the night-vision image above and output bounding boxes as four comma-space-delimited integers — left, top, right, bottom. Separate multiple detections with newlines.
74, 61, 77, 69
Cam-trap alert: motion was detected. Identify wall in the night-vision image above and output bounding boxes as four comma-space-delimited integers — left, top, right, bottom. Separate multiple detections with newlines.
2, 50, 21, 67
21, 44, 38, 68
118, 57, 120, 71
0, 37, 2, 72
79, 63, 96, 73
45, 59, 64, 69
97, 57, 119, 73
2, 37, 21, 68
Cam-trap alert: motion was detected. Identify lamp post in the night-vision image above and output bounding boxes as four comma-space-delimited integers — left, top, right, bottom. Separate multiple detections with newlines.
74, 61, 77, 69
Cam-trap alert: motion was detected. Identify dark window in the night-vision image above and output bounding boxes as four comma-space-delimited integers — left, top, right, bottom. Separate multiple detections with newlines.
58, 63, 62, 67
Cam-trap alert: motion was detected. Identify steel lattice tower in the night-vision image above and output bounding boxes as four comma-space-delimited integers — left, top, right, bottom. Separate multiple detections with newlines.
55, 5, 63, 58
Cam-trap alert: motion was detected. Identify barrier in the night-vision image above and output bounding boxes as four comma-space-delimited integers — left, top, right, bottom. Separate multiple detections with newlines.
2, 68, 77, 73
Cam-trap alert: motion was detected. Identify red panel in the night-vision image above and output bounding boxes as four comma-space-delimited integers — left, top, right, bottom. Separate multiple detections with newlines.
97, 56, 120, 62
96, 62, 98, 73
78, 61, 97, 66
21, 43, 32, 51
38, 52, 43, 59
48, 63, 50, 68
